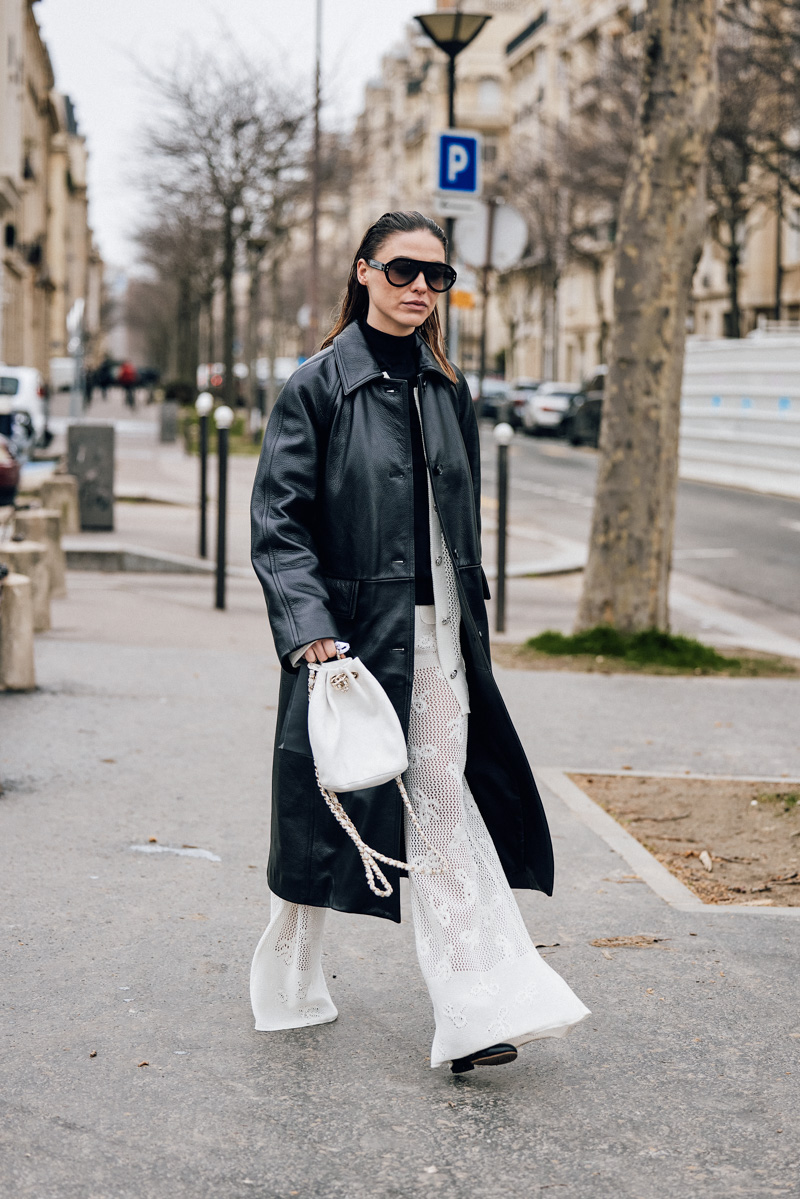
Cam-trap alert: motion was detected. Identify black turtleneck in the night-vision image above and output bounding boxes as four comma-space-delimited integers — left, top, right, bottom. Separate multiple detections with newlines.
361, 319, 434, 605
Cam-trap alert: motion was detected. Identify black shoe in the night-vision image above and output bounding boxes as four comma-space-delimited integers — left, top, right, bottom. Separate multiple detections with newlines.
450, 1043, 518, 1074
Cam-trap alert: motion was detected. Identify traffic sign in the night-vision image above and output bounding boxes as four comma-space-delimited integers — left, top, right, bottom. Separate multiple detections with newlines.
432, 194, 482, 220
434, 129, 482, 197
455, 203, 528, 270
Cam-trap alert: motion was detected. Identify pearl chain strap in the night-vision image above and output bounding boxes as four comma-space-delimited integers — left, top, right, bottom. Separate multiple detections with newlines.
307, 665, 452, 897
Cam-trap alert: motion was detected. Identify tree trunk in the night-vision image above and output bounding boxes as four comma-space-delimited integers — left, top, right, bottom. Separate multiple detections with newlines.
575, 0, 718, 634
267, 250, 280, 416
590, 256, 610, 364
176, 275, 195, 389
205, 292, 215, 365
246, 257, 261, 416
726, 219, 741, 338
222, 206, 236, 408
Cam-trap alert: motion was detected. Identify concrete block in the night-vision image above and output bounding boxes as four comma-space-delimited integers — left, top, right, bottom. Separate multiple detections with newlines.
40, 475, 80, 535
0, 572, 36, 690
160, 400, 180, 443
0, 540, 50, 631
14, 509, 66, 597
67, 425, 115, 531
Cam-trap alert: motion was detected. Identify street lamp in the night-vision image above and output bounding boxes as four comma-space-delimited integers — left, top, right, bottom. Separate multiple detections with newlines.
415, 8, 492, 351
414, 10, 492, 127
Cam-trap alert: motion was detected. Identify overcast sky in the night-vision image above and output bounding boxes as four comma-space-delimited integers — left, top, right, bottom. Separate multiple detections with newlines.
36, 0, 425, 271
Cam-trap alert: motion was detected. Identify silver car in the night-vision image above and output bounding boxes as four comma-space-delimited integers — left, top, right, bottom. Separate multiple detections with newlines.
521, 381, 580, 435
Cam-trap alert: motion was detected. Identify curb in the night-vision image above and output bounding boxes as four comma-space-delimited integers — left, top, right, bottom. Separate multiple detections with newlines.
538, 767, 800, 919
63, 541, 252, 577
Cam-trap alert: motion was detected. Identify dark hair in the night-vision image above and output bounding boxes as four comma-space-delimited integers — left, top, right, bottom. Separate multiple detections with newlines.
321, 210, 457, 382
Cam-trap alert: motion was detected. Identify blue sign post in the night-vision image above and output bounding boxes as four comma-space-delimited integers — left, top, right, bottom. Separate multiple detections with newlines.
434, 129, 482, 217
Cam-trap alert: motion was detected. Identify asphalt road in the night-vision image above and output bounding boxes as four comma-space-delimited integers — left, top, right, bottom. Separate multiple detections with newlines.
480, 428, 800, 616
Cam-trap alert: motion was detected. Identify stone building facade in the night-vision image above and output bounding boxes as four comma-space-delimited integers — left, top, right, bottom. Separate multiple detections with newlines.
0, 0, 102, 378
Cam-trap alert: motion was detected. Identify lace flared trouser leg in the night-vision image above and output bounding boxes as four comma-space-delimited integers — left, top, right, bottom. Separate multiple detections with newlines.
250, 893, 337, 1030
250, 609, 590, 1061
405, 607, 590, 1067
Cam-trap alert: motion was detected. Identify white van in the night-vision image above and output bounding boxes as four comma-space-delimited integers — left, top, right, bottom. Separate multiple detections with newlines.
0, 366, 49, 447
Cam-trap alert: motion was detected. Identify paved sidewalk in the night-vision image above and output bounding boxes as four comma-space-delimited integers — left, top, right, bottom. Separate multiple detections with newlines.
1, 571, 798, 1198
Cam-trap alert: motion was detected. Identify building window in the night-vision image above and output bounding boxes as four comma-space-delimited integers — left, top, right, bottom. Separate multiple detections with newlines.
786, 208, 800, 263
478, 78, 503, 114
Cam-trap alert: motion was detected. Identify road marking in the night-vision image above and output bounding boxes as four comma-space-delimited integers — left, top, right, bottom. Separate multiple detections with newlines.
779, 519, 800, 533
130, 844, 221, 862
673, 548, 738, 560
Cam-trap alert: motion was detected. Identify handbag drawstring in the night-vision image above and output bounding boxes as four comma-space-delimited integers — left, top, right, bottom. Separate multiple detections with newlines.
307, 665, 452, 898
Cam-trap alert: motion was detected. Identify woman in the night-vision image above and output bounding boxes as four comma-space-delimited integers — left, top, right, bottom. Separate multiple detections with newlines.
250, 211, 589, 1072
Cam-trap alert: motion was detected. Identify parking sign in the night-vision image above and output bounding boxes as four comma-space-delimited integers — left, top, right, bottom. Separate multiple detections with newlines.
436, 130, 482, 196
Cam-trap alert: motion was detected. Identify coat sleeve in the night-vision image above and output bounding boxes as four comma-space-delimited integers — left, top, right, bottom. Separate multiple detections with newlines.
250, 377, 341, 669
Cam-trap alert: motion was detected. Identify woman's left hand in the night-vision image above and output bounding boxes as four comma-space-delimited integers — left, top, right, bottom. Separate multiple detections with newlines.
303, 639, 338, 663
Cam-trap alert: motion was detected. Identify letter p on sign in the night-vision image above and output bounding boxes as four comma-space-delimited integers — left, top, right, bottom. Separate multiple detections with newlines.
447, 143, 469, 182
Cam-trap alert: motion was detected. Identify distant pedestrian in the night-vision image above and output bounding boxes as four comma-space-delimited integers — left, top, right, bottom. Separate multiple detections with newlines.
118, 360, 137, 408
249, 211, 589, 1073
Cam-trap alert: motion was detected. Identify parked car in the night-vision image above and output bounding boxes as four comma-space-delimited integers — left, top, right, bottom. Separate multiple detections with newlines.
562, 366, 607, 447
0, 429, 21, 506
464, 375, 513, 422
507, 378, 542, 428
521, 381, 580, 435
0, 365, 49, 447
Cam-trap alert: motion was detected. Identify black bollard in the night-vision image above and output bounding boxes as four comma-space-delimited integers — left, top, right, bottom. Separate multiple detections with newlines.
493, 422, 513, 634
214, 405, 234, 610
195, 392, 213, 558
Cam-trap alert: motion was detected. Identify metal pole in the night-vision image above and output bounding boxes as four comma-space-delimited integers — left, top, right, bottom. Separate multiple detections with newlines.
308, 0, 322, 356
199, 414, 208, 558
214, 405, 234, 610
493, 422, 513, 634
216, 426, 228, 610
196, 391, 213, 559
478, 197, 497, 405
444, 53, 457, 356
496, 442, 508, 633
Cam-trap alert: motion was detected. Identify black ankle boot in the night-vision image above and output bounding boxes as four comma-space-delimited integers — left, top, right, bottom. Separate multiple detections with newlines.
450, 1043, 518, 1074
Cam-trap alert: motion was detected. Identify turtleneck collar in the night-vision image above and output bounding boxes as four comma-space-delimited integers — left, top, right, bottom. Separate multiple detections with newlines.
359, 318, 419, 380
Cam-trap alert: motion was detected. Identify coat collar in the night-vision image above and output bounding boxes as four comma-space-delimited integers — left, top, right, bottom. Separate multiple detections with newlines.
332, 319, 452, 396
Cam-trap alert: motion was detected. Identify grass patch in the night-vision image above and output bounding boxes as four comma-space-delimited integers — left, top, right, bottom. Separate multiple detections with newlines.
757, 791, 800, 811
179, 408, 262, 456
527, 626, 736, 670
493, 625, 800, 677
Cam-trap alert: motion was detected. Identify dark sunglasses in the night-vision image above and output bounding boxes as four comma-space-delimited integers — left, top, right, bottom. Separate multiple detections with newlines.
367, 257, 457, 293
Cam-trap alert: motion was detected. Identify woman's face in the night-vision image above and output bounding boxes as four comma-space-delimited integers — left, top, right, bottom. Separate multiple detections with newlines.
356, 229, 446, 337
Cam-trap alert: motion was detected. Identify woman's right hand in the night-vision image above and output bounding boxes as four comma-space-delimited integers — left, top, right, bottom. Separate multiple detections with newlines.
303, 638, 338, 663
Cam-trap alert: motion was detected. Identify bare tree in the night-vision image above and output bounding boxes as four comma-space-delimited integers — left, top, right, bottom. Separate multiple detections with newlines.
576, 0, 718, 634
509, 35, 640, 373
133, 189, 221, 388
563, 35, 641, 363
141, 48, 305, 406
706, 10, 791, 335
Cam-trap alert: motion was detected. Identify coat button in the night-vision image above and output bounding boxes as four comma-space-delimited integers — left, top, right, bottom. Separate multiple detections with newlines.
450, 669, 458, 679
453, 549, 459, 559
434, 464, 443, 475
441, 616, 450, 625
435, 556, 442, 566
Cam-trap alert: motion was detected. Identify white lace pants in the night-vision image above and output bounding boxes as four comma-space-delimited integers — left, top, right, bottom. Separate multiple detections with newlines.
251, 607, 590, 1066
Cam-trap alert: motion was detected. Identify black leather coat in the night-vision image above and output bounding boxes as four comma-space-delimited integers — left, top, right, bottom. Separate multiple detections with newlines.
251, 320, 554, 921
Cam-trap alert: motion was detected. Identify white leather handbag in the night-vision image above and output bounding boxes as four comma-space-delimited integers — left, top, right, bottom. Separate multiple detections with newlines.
307, 642, 451, 898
